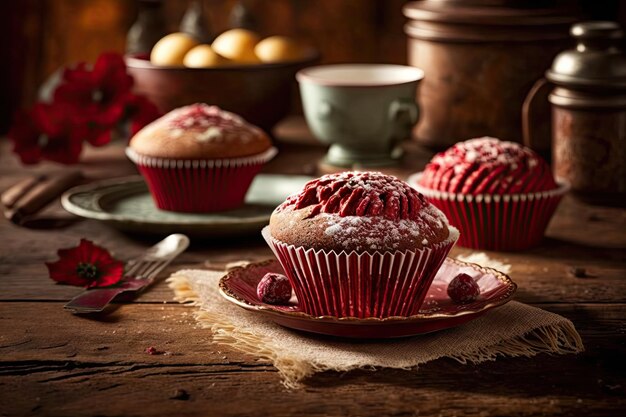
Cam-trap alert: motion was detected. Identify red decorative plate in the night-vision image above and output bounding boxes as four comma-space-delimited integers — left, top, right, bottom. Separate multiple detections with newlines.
219, 258, 516, 339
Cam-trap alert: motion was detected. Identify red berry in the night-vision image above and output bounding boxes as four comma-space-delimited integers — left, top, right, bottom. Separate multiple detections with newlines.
257, 273, 292, 305
447, 273, 480, 303
145, 346, 163, 355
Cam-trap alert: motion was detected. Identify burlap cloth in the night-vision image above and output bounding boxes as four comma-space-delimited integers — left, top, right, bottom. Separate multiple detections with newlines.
167, 254, 584, 388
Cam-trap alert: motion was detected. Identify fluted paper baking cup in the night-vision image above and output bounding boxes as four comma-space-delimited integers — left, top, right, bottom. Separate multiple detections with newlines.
126, 147, 277, 213
409, 173, 569, 251
262, 226, 458, 318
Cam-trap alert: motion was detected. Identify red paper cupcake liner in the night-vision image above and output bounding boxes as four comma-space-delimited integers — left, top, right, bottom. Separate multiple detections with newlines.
262, 226, 458, 318
409, 173, 569, 251
126, 147, 277, 213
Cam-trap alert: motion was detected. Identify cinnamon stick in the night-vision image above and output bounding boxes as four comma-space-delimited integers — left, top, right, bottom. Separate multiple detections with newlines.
2, 170, 84, 224
1, 175, 45, 209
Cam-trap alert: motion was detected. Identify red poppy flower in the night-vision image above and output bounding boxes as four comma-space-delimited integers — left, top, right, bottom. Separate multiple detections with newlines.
8, 103, 83, 165
54, 53, 134, 146
46, 239, 124, 288
9, 52, 160, 165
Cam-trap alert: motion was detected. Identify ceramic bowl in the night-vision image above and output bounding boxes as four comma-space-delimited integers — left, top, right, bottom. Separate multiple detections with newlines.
125, 50, 319, 132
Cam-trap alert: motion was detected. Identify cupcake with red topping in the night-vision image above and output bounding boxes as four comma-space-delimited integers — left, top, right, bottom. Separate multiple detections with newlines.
262, 171, 459, 318
411, 137, 568, 251
127, 104, 276, 212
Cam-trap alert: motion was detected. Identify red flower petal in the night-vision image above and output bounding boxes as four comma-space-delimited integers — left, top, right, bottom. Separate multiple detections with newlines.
53, 52, 135, 146
46, 258, 90, 287
89, 129, 113, 147
33, 102, 75, 136
80, 239, 112, 264
8, 103, 83, 165
40, 136, 83, 165
90, 259, 125, 288
93, 53, 133, 95
125, 93, 162, 137
9, 52, 146, 165
7, 110, 42, 164
53, 75, 96, 114
61, 62, 94, 85
76, 239, 107, 264
91, 101, 126, 128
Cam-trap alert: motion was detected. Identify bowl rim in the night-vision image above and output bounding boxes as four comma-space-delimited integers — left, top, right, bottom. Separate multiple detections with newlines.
296, 63, 425, 88
125, 49, 320, 71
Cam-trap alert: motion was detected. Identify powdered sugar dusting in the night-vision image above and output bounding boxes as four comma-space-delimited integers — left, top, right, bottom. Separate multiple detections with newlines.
320, 203, 451, 251
432, 137, 534, 169
196, 126, 222, 142
159, 103, 261, 144
322, 215, 416, 250
170, 128, 184, 138
419, 137, 557, 194
324, 223, 343, 236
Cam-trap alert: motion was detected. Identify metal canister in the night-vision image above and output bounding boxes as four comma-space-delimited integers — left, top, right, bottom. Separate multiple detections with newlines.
403, 0, 578, 150
546, 21, 626, 206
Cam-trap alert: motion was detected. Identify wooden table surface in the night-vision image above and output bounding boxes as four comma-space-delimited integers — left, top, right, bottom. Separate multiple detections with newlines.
1, 118, 625, 417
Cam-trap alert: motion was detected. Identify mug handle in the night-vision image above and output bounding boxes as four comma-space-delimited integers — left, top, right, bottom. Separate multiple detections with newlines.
389, 99, 419, 125
522, 78, 552, 158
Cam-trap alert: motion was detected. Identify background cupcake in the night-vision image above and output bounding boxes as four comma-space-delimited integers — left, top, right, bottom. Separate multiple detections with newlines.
411, 137, 568, 251
263, 171, 459, 318
127, 104, 277, 213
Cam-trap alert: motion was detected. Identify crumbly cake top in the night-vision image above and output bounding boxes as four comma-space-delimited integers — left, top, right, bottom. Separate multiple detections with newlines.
129, 103, 271, 159
163, 104, 260, 144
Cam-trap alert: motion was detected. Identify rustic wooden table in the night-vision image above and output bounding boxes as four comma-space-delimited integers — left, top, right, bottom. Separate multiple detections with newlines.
1, 118, 625, 417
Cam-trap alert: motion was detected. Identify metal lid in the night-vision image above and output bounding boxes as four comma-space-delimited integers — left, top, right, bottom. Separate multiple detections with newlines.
404, 1, 575, 26
546, 21, 626, 90
403, 1, 578, 42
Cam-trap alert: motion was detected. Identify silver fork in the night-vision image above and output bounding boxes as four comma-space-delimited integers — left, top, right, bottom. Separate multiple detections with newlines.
64, 234, 190, 314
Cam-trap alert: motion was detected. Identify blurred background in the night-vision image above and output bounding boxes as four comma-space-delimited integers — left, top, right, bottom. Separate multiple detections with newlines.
1, 0, 625, 134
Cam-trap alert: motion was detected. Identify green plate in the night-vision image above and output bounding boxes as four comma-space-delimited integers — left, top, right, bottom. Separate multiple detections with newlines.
61, 174, 313, 237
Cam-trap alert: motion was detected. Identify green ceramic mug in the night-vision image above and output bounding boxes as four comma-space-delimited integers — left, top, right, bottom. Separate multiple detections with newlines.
297, 64, 423, 167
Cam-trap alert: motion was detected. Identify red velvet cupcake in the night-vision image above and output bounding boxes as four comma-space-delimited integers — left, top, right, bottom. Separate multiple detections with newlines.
263, 171, 459, 318
411, 137, 568, 251
127, 104, 277, 213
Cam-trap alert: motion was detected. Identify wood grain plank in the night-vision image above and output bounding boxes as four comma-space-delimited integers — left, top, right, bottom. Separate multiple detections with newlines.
0, 303, 624, 417
3, 361, 623, 417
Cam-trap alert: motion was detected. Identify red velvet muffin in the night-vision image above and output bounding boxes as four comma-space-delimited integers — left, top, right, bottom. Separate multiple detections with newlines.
411, 137, 568, 251
127, 104, 276, 213
263, 171, 459, 318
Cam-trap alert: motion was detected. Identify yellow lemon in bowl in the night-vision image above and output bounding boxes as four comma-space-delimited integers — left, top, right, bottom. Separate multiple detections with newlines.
255, 36, 304, 63
212, 29, 261, 63
151, 32, 199, 66
183, 44, 229, 68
